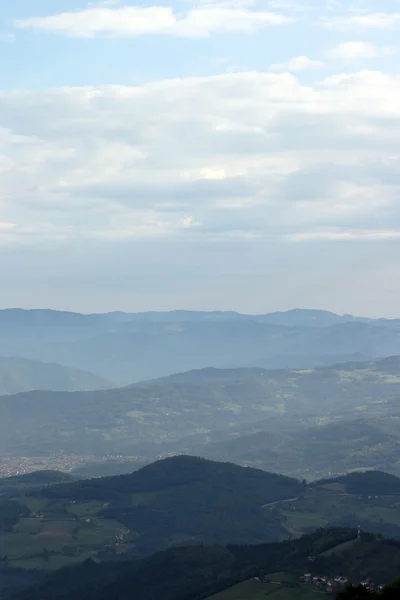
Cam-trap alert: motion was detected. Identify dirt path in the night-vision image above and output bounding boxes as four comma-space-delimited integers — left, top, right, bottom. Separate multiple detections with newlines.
263, 497, 299, 508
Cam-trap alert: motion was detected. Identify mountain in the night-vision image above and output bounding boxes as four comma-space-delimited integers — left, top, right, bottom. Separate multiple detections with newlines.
239, 352, 373, 370
0, 356, 112, 395
8, 528, 400, 600
0, 457, 303, 571
1, 308, 400, 384
41, 456, 303, 554
4, 458, 400, 576
256, 308, 371, 328
2, 357, 400, 460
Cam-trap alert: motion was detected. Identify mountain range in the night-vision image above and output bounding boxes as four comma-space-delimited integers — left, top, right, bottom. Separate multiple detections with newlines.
1, 308, 400, 384
1, 355, 400, 478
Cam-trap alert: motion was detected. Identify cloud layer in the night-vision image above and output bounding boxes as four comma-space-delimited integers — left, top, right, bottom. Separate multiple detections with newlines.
1, 69, 400, 250
15, 5, 292, 38
3, 0, 400, 313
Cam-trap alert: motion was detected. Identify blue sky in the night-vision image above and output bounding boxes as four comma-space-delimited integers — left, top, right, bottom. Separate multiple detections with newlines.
1, 0, 400, 315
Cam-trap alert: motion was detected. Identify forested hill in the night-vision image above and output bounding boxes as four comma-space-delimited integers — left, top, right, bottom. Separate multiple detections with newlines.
43, 455, 303, 501
0, 470, 75, 494
315, 471, 400, 495
39, 456, 303, 553
9, 528, 400, 600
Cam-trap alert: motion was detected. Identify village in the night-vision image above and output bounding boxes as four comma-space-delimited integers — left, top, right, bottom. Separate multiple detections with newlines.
300, 571, 385, 594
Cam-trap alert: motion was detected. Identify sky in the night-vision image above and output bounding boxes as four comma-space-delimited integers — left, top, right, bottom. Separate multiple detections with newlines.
1, 0, 400, 316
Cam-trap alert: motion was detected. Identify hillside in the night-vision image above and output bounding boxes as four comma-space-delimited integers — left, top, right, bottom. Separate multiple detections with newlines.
0, 357, 112, 394
3, 357, 400, 458
0, 471, 75, 494
41, 456, 303, 554
0, 457, 302, 570
246, 470, 400, 542
1, 308, 400, 384
316, 471, 400, 495
8, 528, 400, 600
186, 416, 400, 479
5, 458, 400, 573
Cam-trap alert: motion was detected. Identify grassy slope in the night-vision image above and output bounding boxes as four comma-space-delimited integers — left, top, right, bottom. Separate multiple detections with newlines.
262, 471, 400, 541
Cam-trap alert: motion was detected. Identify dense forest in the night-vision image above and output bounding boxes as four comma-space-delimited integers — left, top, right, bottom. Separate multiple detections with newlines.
41, 456, 303, 552
7, 528, 400, 600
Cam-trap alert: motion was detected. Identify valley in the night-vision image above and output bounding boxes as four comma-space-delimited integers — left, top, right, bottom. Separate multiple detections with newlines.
2, 353, 400, 480
2, 310, 400, 599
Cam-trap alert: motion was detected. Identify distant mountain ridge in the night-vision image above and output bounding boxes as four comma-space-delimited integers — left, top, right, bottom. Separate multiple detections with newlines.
0, 307, 400, 383
0, 356, 113, 395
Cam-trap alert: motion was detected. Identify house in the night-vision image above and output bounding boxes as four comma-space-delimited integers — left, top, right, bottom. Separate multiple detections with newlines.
361, 579, 374, 590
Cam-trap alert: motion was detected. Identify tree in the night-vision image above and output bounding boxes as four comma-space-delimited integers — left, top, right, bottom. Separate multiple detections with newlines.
337, 585, 377, 599
381, 579, 400, 599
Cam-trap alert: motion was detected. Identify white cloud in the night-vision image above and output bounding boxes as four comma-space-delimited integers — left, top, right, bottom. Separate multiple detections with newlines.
328, 42, 396, 60
269, 55, 324, 72
267, 0, 309, 10
14, 5, 292, 38
1, 69, 400, 250
323, 12, 400, 30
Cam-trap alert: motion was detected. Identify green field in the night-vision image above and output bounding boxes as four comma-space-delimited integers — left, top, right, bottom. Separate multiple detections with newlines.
208, 579, 321, 600
0, 497, 132, 570
21, 497, 49, 512
273, 490, 400, 538
67, 501, 105, 516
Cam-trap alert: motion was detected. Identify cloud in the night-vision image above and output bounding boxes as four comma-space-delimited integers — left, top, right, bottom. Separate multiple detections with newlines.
14, 4, 293, 38
1, 69, 400, 253
322, 12, 400, 30
269, 55, 324, 72
267, 0, 309, 10
328, 42, 396, 60
292, 230, 400, 241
